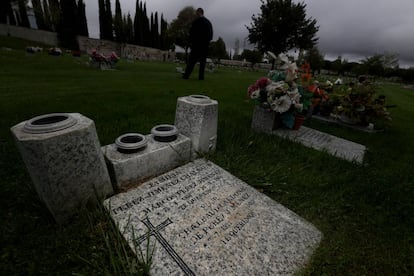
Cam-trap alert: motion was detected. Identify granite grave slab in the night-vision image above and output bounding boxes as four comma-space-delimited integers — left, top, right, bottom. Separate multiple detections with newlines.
104, 159, 322, 275
273, 126, 366, 163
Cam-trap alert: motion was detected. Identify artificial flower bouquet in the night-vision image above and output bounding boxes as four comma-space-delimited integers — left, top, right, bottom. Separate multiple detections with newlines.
247, 61, 313, 129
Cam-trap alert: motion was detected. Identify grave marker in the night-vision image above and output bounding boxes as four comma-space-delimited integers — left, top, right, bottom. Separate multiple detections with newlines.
273, 126, 366, 163
104, 159, 322, 275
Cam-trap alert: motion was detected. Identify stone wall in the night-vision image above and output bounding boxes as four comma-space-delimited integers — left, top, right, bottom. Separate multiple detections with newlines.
0, 24, 58, 46
1, 24, 174, 61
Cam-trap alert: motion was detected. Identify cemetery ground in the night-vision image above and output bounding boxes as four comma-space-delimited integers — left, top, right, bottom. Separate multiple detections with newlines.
1, 36, 414, 275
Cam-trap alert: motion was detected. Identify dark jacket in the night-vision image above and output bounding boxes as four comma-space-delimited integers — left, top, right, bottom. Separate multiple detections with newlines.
189, 16, 213, 48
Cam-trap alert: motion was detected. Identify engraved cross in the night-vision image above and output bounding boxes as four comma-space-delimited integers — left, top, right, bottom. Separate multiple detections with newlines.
135, 217, 195, 276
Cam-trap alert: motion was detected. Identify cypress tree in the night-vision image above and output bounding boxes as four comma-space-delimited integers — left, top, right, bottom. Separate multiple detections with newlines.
142, 3, 150, 46
150, 13, 154, 47
0, 0, 8, 24
49, 0, 60, 31
98, 0, 106, 39
77, 0, 88, 36
42, 0, 52, 31
57, 0, 79, 50
18, 0, 30, 27
153, 12, 160, 49
32, 0, 46, 29
133, 0, 142, 45
125, 13, 133, 43
160, 14, 169, 50
104, 0, 113, 40
114, 0, 123, 42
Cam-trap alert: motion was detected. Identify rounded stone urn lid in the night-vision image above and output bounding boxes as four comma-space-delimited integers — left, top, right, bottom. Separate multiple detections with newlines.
115, 133, 147, 152
151, 124, 178, 142
23, 113, 77, 134
187, 94, 212, 104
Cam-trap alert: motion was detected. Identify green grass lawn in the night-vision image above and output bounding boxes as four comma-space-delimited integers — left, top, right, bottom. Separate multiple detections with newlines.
1, 36, 414, 275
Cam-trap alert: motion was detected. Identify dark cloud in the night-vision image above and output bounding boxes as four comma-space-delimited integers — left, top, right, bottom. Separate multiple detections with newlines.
84, 0, 414, 67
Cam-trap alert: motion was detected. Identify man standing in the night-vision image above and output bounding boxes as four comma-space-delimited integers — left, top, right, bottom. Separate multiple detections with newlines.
182, 8, 213, 80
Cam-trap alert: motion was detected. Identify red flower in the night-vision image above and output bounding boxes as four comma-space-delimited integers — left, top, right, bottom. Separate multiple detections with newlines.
255, 77, 271, 89
247, 84, 259, 96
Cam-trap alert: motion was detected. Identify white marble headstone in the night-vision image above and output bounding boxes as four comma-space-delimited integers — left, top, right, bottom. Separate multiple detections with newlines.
104, 159, 322, 275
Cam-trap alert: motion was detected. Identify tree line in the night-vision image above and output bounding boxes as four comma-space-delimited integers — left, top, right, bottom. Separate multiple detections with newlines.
0, 0, 172, 51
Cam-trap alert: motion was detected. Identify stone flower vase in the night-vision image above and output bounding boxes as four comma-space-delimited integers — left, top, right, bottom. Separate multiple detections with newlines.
251, 105, 282, 134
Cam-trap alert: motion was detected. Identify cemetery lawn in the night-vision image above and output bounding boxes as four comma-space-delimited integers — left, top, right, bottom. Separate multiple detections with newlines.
1, 36, 414, 275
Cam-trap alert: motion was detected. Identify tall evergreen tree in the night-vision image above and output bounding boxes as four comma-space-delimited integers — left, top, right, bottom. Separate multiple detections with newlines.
153, 12, 160, 49
142, 3, 150, 46
42, 0, 52, 31
17, 0, 30, 27
133, 0, 143, 45
98, 0, 106, 39
57, 0, 79, 50
32, 0, 46, 29
124, 13, 133, 43
49, 0, 60, 31
104, 0, 113, 40
3, 0, 17, 25
160, 14, 169, 50
77, 0, 88, 36
0, 0, 9, 24
113, 0, 124, 42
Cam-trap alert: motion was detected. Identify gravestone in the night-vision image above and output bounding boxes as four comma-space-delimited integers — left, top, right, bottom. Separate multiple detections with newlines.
102, 133, 191, 190
175, 95, 218, 158
251, 105, 280, 133
273, 126, 366, 163
11, 113, 113, 223
104, 159, 322, 275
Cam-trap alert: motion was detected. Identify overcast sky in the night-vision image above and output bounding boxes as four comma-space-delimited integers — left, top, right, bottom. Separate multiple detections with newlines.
84, 0, 414, 67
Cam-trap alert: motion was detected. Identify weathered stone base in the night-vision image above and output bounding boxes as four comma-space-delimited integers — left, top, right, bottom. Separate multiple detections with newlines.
102, 134, 191, 191
251, 105, 281, 134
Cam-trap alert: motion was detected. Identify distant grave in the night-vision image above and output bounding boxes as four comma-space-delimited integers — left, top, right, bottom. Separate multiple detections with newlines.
104, 159, 322, 275
251, 107, 366, 163
273, 126, 366, 163
312, 114, 382, 133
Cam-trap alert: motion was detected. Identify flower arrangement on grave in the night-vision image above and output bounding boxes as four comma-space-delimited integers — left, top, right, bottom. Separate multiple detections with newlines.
247, 59, 313, 129
334, 77, 392, 129
90, 49, 120, 69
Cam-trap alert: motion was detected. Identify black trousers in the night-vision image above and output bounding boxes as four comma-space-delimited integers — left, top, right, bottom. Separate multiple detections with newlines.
183, 45, 209, 80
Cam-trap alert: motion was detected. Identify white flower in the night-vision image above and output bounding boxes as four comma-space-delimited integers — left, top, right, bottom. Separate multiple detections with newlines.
265, 81, 285, 93
294, 103, 304, 112
285, 63, 298, 82
249, 88, 261, 99
270, 95, 292, 113
287, 87, 301, 103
